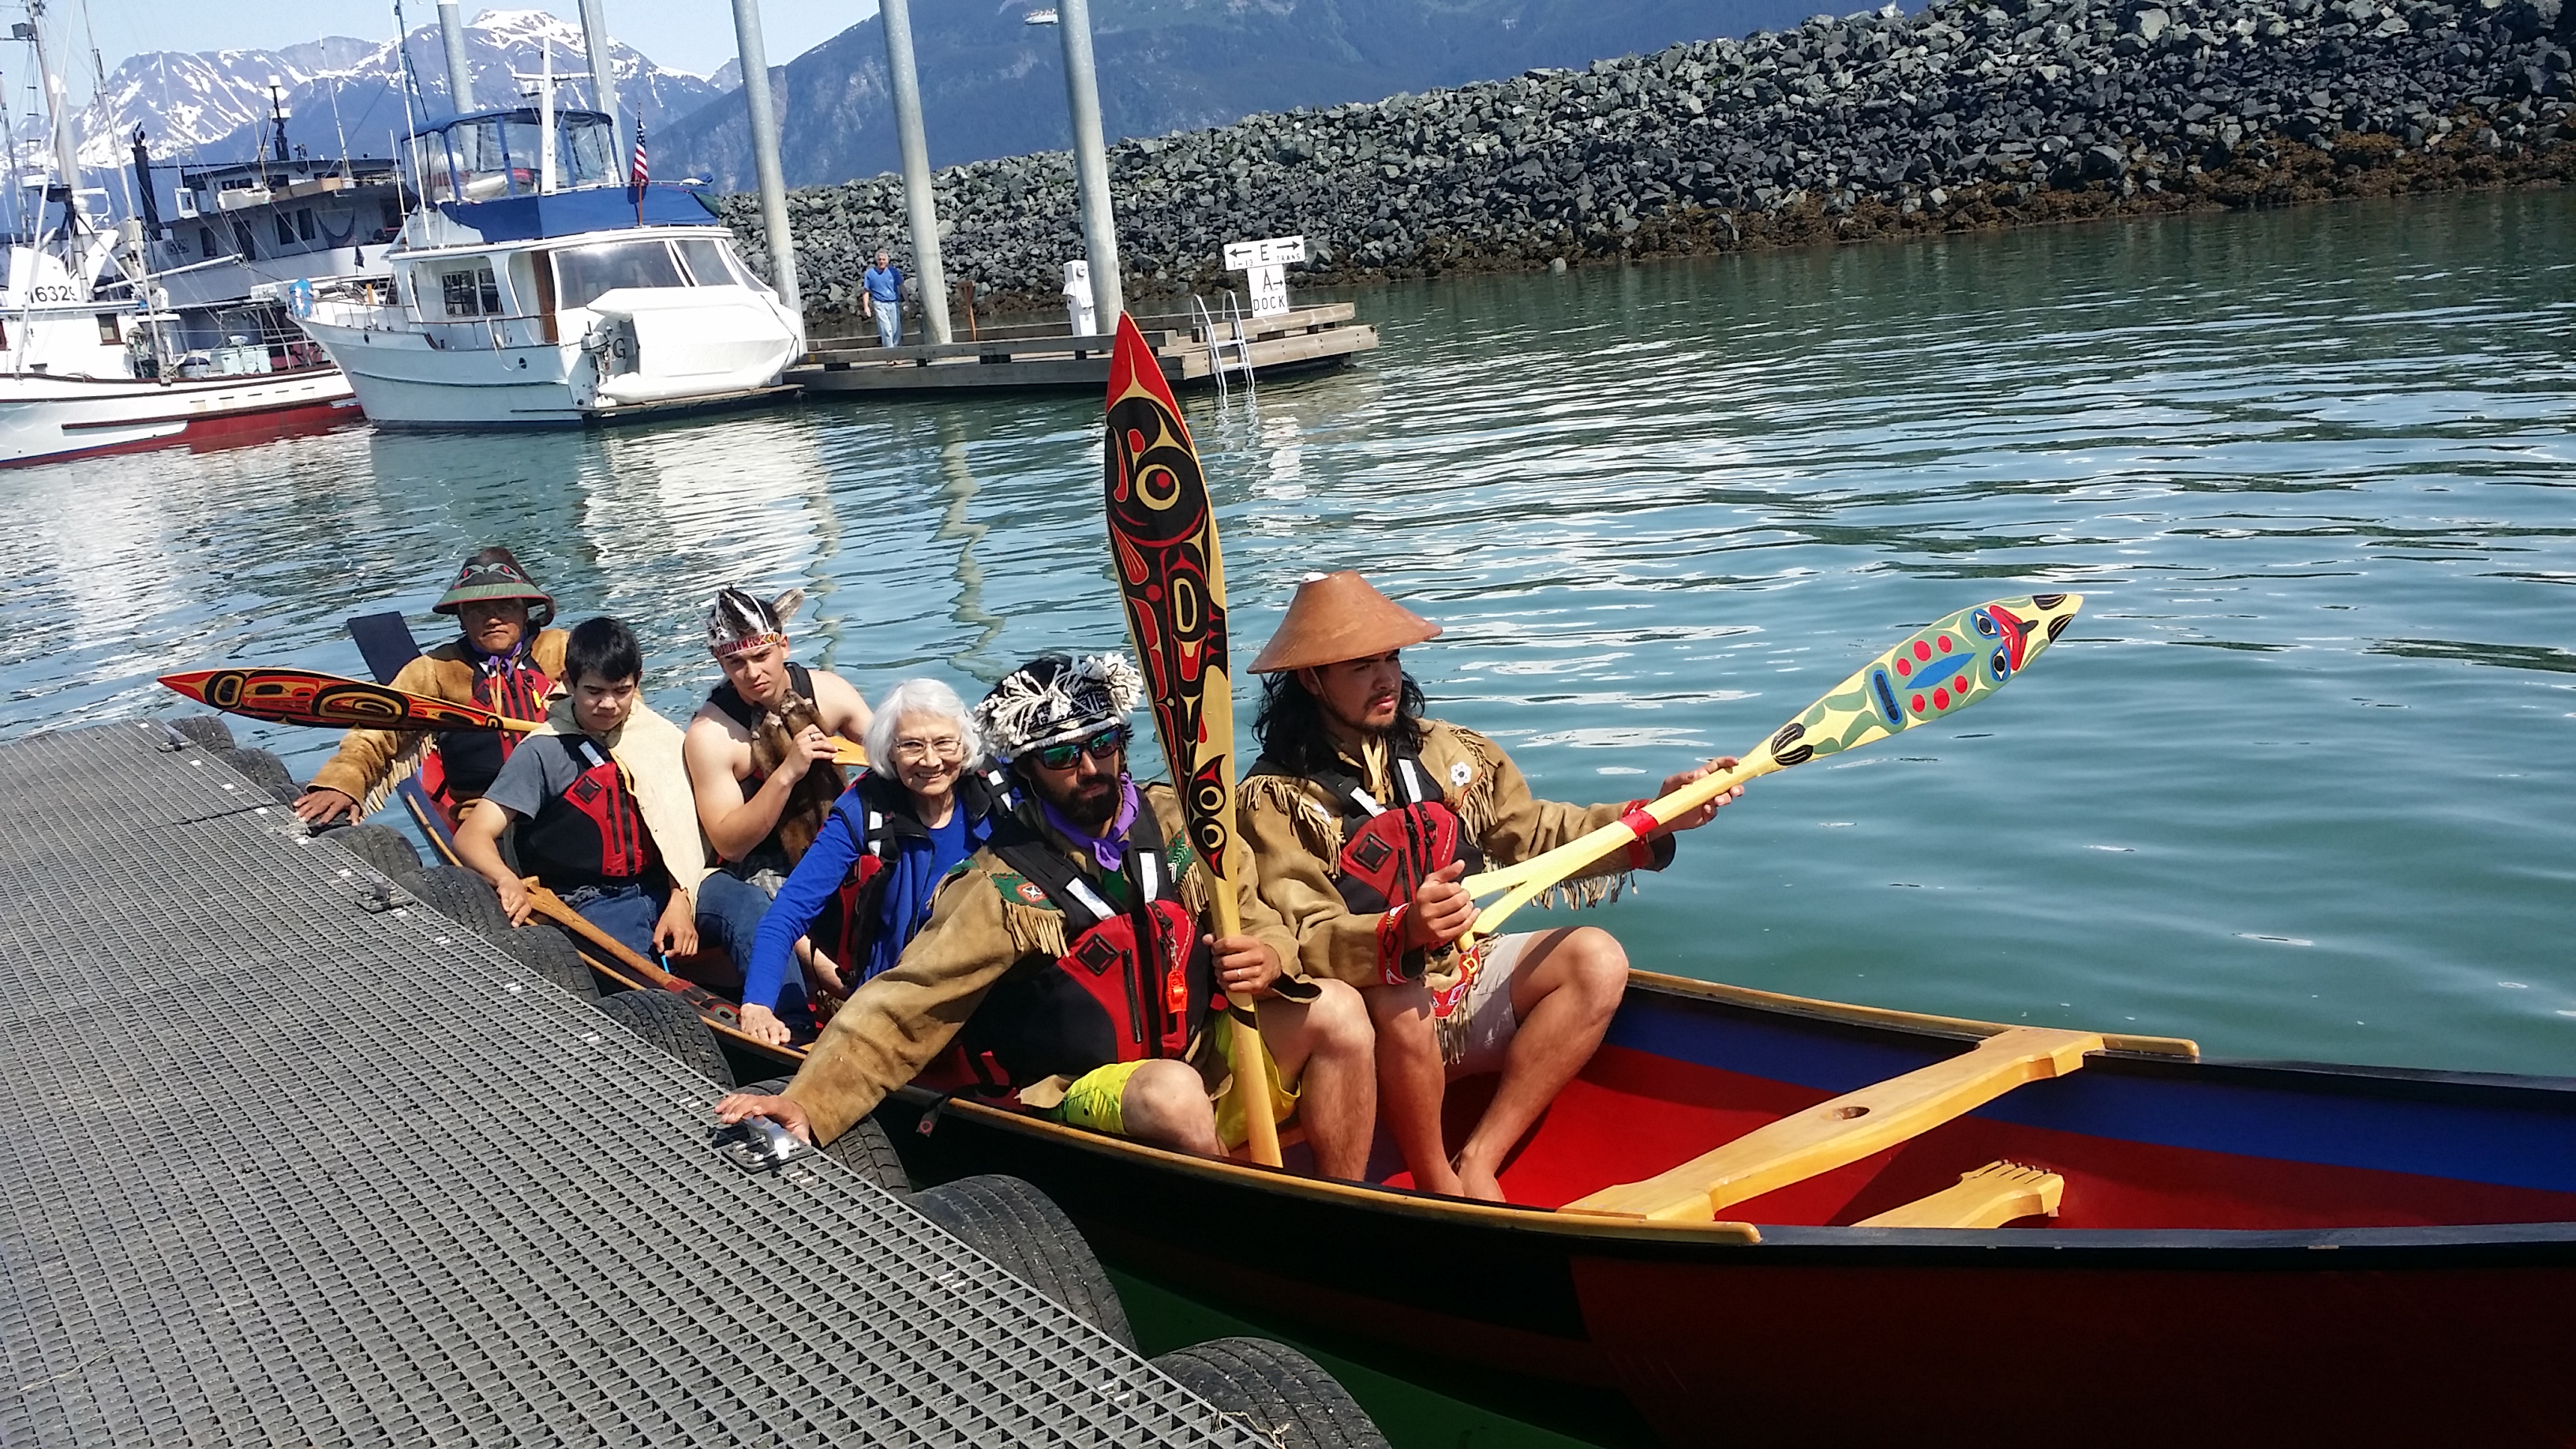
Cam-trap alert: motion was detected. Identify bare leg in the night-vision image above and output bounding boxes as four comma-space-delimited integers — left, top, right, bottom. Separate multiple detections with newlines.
1116, 1059, 1224, 1158
1364, 979, 1462, 1196
1453, 927, 1627, 1202
1254, 979, 1376, 1180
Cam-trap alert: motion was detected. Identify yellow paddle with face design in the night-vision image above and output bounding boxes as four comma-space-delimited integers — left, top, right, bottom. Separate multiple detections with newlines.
1462, 593, 2084, 942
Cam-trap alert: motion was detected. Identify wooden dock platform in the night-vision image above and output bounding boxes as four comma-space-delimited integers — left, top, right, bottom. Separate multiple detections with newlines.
790, 303, 1375, 395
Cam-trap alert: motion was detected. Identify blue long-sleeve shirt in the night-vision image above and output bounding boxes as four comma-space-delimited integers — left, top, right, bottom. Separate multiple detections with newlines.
739, 778, 990, 1015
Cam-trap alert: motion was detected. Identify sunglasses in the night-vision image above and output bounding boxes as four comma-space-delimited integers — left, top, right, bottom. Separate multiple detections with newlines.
1030, 726, 1128, 771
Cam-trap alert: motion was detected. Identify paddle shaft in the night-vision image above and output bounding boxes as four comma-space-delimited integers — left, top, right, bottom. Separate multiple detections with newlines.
519, 879, 742, 1024
1463, 752, 1780, 941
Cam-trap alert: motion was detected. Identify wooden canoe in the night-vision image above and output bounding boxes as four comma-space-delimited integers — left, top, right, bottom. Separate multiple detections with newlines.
398, 767, 2576, 1447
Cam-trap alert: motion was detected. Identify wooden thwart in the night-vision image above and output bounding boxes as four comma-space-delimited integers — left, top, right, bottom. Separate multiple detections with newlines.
1562, 1026, 2102, 1223
1857, 1160, 2065, 1229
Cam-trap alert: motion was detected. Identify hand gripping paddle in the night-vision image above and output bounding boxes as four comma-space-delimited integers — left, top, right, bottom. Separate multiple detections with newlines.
1462, 593, 2084, 942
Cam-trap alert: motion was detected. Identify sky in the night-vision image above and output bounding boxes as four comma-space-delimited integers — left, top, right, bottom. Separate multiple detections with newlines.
56, 0, 874, 101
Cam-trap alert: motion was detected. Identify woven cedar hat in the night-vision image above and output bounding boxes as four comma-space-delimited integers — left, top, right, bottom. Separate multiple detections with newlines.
432, 546, 556, 628
1248, 571, 1443, 674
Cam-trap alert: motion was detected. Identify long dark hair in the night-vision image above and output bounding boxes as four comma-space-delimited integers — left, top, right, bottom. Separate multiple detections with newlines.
1253, 671, 1428, 774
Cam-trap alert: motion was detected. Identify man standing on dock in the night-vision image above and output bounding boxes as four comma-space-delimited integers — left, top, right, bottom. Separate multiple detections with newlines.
683, 586, 874, 1045
292, 546, 566, 828
861, 249, 904, 350
715, 652, 1378, 1178
1236, 572, 1740, 1200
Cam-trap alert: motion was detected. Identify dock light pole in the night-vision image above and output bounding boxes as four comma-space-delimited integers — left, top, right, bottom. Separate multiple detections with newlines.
436, 0, 474, 113
1054, 0, 1123, 325
879, 0, 952, 345
576, 0, 620, 139
731, 0, 803, 326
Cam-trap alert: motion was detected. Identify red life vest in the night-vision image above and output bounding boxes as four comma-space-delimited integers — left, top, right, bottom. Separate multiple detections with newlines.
517, 735, 655, 889
421, 643, 554, 813
936, 803, 1215, 1098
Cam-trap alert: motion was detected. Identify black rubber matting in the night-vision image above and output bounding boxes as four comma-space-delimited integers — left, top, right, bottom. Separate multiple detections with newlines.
0, 721, 1260, 1447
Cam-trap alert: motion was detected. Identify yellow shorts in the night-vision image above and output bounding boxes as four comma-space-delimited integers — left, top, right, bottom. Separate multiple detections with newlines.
1044, 1011, 1297, 1150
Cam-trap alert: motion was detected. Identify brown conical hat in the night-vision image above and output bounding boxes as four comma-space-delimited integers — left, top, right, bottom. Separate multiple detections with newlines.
1249, 571, 1443, 674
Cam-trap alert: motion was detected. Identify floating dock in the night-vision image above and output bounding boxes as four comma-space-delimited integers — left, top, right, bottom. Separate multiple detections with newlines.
0, 722, 1262, 1447
791, 303, 1375, 395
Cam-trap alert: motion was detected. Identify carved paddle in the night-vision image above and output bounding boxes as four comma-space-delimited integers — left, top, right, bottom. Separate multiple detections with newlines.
1463, 594, 2085, 942
1101, 312, 1283, 1170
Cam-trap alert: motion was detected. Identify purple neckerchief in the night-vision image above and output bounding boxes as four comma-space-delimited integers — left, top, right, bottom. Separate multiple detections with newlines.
1039, 774, 1140, 874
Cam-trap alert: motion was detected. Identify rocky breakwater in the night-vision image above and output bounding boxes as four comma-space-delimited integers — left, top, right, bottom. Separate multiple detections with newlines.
726, 0, 2573, 319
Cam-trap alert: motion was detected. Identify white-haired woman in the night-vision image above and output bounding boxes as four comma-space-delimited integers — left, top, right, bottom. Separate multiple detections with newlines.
734, 678, 1013, 1046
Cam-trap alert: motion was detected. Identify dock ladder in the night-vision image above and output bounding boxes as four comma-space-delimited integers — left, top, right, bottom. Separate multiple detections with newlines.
1192, 290, 1258, 406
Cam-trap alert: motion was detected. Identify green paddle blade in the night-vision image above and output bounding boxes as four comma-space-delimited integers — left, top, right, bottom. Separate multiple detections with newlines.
1748, 593, 2083, 773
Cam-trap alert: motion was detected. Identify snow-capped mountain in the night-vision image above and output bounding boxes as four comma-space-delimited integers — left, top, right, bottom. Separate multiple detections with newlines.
82, 9, 718, 169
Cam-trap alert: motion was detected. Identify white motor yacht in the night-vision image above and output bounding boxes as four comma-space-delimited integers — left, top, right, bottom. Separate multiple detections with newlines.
297, 106, 803, 429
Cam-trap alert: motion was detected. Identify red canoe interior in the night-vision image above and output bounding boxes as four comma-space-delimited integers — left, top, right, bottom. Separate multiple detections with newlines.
1346, 1043, 2576, 1230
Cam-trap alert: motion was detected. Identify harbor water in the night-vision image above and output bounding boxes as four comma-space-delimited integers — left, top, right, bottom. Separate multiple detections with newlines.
6, 185, 2570, 1088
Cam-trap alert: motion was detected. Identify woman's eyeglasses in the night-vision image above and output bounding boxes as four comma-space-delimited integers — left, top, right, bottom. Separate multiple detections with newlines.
890, 736, 964, 764
1030, 726, 1128, 771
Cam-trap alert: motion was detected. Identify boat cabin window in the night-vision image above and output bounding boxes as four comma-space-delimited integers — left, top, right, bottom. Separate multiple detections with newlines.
232, 221, 256, 259
439, 264, 504, 318
275, 214, 295, 248
298, 208, 316, 242
674, 238, 752, 288
96, 313, 121, 344
414, 111, 622, 202
551, 240, 687, 310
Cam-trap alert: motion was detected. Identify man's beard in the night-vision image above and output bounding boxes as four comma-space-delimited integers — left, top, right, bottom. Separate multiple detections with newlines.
1058, 774, 1121, 832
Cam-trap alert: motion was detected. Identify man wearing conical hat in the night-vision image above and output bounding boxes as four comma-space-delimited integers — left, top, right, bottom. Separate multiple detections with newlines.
682, 586, 876, 1046
1238, 571, 1743, 1201
714, 651, 1379, 1178
294, 545, 568, 827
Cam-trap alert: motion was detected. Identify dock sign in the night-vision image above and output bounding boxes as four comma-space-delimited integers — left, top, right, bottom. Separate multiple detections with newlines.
1224, 235, 1305, 317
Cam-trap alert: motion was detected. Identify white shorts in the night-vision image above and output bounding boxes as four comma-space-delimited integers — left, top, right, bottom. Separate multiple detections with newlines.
1443, 931, 1534, 1080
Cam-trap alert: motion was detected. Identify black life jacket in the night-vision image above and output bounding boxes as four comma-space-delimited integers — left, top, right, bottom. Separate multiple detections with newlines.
425, 642, 553, 807
949, 802, 1214, 1096
817, 765, 1015, 978
706, 662, 818, 877
518, 734, 655, 889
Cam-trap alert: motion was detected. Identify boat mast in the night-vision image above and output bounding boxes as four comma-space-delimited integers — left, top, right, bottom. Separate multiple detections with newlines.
24, 0, 84, 238
575, 0, 618, 147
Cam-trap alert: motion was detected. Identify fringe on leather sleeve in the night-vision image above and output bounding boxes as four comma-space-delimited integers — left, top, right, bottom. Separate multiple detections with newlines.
356, 734, 427, 818
1240, 773, 1342, 871
997, 885, 1069, 961
1448, 728, 1509, 844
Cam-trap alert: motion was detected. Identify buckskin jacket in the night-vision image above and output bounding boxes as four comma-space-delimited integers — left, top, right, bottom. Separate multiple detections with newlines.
306, 628, 570, 811
1237, 717, 1675, 1004
781, 781, 1305, 1148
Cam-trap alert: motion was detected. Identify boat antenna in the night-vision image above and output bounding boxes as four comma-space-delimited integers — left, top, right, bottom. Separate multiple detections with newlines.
391, 0, 427, 114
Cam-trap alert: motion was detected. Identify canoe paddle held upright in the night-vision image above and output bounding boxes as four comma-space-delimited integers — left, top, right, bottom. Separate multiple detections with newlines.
1100, 313, 1284, 1170
1464, 593, 2085, 938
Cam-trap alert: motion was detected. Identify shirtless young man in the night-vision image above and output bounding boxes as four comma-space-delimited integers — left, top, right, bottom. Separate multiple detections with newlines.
681, 587, 873, 1036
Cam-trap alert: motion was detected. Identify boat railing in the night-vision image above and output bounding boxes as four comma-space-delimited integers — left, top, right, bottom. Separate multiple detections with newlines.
316, 298, 555, 353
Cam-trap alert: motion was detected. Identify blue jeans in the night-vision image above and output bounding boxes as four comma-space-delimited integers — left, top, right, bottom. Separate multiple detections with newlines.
873, 302, 902, 348
568, 880, 749, 964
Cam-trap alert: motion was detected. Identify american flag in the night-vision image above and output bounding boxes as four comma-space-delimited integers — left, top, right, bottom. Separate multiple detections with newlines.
629, 118, 648, 221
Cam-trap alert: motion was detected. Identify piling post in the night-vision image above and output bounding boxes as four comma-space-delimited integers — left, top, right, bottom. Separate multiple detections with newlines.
436, 0, 475, 113
730, 0, 803, 330
1055, 0, 1123, 325
576, 0, 620, 138
878, 0, 953, 345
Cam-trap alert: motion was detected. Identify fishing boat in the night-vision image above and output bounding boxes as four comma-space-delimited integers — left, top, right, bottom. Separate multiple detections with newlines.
294, 103, 803, 429
1, 25, 361, 468
372, 737, 2576, 1447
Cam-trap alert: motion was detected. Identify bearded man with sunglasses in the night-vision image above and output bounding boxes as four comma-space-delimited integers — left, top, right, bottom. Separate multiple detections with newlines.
716, 653, 1378, 1178
1237, 572, 1742, 1202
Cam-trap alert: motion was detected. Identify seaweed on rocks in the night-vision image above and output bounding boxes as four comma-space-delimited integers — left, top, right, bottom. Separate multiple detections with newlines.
724, 0, 2574, 321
